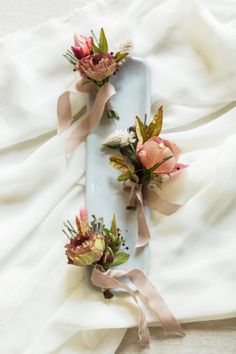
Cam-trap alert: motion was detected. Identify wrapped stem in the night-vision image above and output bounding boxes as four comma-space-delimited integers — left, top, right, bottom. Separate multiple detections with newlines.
106, 98, 119, 119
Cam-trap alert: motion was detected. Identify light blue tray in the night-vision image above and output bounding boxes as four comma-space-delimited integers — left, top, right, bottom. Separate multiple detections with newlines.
86, 57, 151, 275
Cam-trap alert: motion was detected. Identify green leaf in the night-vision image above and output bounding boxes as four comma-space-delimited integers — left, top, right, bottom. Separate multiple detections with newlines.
91, 42, 101, 54
107, 246, 114, 258
102, 143, 120, 149
103, 229, 116, 244
147, 105, 163, 138
103, 227, 110, 236
99, 28, 108, 52
113, 237, 122, 253
147, 155, 173, 174
109, 252, 130, 267
109, 156, 129, 173
135, 116, 147, 143
117, 173, 132, 182
110, 214, 117, 235
114, 51, 128, 62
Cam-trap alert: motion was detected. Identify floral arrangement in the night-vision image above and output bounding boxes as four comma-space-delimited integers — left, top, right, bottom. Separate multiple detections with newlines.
63, 208, 129, 298
103, 106, 186, 210
64, 28, 132, 119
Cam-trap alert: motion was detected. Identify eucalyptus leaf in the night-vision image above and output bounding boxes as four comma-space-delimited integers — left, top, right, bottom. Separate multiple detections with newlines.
147, 105, 163, 138
99, 28, 108, 52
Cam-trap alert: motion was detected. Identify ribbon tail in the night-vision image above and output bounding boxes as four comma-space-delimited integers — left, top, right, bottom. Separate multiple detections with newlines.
127, 269, 185, 336
91, 266, 185, 345
144, 188, 181, 215
91, 265, 150, 345
57, 78, 88, 134
66, 83, 116, 156
135, 188, 151, 248
57, 91, 73, 134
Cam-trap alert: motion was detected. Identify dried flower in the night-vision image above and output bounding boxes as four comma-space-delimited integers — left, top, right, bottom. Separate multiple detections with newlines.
103, 130, 136, 148
77, 53, 117, 82
63, 210, 129, 269
64, 210, 105, 266
119, 40, 133, 54
71, 34, 93, 59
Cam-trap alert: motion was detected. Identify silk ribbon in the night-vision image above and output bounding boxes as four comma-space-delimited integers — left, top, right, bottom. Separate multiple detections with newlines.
91, 265, 185, 346
124, 180, 182, 248
57, 78, 116, 155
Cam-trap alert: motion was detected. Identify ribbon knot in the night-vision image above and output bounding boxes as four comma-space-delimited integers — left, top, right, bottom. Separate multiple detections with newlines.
123, 180, 151, 248
123, 179, 182, 248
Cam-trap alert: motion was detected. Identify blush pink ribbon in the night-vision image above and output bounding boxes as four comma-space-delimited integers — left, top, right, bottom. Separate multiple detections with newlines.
57, 78, 116, 155
124, 180, 181, 248
91, 265, 185, 345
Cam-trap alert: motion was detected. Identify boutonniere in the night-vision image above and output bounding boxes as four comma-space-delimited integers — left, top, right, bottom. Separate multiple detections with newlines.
58, 28, 132, 155
63, 208, 184, 344
63, 208, 129, 299
103, 106, 187, 247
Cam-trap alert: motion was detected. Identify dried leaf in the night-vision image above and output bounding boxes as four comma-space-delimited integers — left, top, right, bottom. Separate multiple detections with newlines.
147, 105, 163, 138
114, 51, 128, 62
135, 116, 147, 143
99, 28, 108, 52
109, 156, 129, 173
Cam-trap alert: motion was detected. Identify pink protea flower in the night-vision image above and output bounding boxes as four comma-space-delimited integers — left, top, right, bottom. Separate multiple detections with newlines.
77, 53, 117, 81
136, 137, 186, 174
71, 34, 93, 59
64, 209, 105, 267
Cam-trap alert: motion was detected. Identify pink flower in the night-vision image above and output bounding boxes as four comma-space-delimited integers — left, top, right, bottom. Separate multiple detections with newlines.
71, 34, 93, 59
136, 137, 186, 174
77, 53, 117, 81
64, 210, 105, 267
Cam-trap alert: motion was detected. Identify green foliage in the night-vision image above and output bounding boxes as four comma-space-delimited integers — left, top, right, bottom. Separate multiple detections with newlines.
101, 215, 129, 270
109, 156, 130, 173
99, 28, 108, 52
110, 214, 117, 235
109, 252, 130, 267
117, 173, 132, 182
114, 52, 128, 62
140, 155, 172, 185
135, 116, 147, 143
134, 106, 163, 143
147, 105, 163, 138
91, 42, 101, 54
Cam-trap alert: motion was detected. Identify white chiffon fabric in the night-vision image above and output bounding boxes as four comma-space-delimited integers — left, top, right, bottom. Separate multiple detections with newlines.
1, 0, 236, 353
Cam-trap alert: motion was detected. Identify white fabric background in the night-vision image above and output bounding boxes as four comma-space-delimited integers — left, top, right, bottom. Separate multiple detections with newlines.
0, 0, 236, 353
